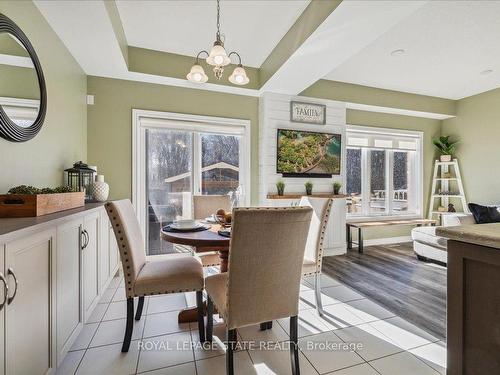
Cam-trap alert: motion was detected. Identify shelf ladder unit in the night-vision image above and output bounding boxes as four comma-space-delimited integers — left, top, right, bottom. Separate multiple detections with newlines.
428, 159, 468, 223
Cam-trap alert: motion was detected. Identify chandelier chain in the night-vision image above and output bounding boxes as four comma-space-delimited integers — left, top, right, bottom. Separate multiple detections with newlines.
216, 0, 221, 40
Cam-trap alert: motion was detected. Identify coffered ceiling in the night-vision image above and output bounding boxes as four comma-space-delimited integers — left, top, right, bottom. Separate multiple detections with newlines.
33, 0, 500, 103
116, 0, 309, 68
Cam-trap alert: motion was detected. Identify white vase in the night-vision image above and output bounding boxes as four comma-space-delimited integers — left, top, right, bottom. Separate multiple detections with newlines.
91, 175, 109, 202
440, 155, 452, 162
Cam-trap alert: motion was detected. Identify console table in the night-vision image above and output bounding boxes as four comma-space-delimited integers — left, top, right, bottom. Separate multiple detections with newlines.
346, 218, 436, 253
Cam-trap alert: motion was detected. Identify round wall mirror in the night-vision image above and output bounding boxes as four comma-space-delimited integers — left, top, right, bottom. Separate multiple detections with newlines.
0, 13, 47, 142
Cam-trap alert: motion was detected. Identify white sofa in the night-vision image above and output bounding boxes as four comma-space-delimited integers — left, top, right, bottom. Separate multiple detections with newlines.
412, 213, 476, 264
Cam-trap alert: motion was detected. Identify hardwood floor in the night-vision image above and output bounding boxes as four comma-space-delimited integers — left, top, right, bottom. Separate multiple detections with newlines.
322, 242, 447, 340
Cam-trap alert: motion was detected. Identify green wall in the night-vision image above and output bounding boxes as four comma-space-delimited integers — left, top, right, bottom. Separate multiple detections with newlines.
0, 1, 87, 193
0, 64, 39, 99
86, 76, 259, 203
442, 87, 500, 205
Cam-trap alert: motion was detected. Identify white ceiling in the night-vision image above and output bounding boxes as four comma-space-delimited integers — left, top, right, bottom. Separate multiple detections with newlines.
116, 0, 310, 68
323, 1, 500, 100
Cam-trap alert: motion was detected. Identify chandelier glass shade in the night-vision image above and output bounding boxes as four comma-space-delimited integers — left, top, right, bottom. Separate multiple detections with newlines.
187, 0, 249, 86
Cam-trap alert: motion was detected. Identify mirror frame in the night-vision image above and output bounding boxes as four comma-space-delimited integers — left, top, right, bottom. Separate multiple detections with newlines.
0, 13, 47, 142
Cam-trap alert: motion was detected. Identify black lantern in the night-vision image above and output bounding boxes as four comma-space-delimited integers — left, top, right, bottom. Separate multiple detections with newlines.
65, 161, 96, 201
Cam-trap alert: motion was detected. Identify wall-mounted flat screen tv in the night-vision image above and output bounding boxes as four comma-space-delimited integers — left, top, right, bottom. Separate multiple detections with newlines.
277, 129, 341, 177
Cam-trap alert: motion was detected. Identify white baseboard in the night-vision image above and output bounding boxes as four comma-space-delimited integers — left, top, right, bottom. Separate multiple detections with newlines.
363, 236, 412, 246
324, 246, 347, 256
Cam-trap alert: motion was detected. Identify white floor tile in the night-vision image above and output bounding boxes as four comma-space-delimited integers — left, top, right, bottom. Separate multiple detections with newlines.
368, 317, 439, 351
138, 362, 196, 375
303, 274, 341, 288
278, 309, 333, 338
147, 294, 187, 315
325, 363, 380, 375
238, 321, 289, 345
299, 331, 365, 374
91, 318, 145, 348
321, 286, 365, 303
99, 288, 117, 304
56, 350, 85, 375
87, 304, 108, 323
71, 323, 99, 351
137, 332, 194, 373
370, 351, 440, 375
320, 303, 368, 330
249, 346, 318, 375
76, 341, 140, 375
112, 288, 127, 302
143, 310, 190, 338
410, 341, 446, 375
344, 299, 396, 323
196, 351, 256, 375
334, 325, 402, 361
103, 300, 134, 321
191, 323, 227, 360
300, 289, 342, 309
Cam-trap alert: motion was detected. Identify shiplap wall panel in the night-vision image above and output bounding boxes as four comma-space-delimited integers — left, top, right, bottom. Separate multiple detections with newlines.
259, 93, 347, 255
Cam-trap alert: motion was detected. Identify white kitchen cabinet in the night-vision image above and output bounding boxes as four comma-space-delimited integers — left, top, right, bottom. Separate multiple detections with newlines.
4, 229, 56, 375
0, 244, 5, 375
82, 211, 100, 322
109, 225, 119, 278
56, 218, 84, 362
99, 213, 110, 293
0, 204, 121, 373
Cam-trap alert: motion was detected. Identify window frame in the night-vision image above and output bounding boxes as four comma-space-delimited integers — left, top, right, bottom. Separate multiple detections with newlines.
346, 124, 423, 222
132, 109, 251, 237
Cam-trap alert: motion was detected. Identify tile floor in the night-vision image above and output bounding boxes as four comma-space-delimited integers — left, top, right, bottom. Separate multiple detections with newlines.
57, 273, 446, 375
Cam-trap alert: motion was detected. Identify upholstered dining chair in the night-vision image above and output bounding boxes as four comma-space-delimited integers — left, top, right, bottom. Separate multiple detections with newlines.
192, 194, 232, 267
105, 199, 205, 352
205, 207, 313, 375
299, 196, 334, 317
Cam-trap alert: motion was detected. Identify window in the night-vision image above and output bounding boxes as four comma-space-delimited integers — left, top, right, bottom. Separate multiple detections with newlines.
133, 111, 250, 255
346, 125, 422, 219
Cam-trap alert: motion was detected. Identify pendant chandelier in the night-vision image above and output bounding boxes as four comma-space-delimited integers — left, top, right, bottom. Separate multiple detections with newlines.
187, 0, 249, 86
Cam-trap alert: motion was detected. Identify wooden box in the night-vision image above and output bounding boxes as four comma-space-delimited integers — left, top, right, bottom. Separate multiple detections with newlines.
0, 192, 85, 217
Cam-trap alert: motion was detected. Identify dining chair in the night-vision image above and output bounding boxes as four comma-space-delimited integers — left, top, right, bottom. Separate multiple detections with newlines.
192, 194, 232, 267
299, 196, 334, 317
105, 199, 205, 352
205, 207, 313, 375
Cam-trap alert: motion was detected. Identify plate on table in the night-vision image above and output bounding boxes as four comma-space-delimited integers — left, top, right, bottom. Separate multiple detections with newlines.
204, 214, 219, 223
164, 222, 210, 233
170, 220, 204, 231
218, 227, 231, 238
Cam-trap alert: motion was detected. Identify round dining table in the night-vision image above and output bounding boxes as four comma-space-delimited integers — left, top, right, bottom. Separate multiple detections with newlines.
160, 224, 230, 323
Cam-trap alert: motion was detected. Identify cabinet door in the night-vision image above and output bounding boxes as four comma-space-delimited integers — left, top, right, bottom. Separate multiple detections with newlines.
99, 212, 110, 292
5, 230, 55, 375
56, 218, 84, 361
0, 244, 5, 375
83, 212, 100, 322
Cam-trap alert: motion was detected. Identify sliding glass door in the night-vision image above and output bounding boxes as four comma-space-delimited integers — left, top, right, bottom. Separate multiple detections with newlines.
146, 129, 193, 254
134, 112, 250, 255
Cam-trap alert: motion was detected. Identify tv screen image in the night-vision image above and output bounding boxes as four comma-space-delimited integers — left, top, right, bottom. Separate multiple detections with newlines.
277, 129, 341, 176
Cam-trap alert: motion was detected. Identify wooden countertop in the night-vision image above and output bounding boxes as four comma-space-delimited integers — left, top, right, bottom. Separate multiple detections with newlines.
0, 203, 105, 242
436, 223, 500, 250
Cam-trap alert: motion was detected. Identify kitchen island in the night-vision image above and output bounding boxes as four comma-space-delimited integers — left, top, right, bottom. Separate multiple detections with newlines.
437, 223, 500, 375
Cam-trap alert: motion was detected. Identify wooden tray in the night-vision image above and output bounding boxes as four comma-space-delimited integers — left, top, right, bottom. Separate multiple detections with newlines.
0, 192, 85, 217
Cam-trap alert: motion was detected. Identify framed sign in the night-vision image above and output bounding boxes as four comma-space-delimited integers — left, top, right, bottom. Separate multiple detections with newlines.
290, 101, 326, 125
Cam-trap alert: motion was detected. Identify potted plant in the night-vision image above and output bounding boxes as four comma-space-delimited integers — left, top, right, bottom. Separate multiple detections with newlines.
276, 180, 285, 196
333, 181, 342, 195
305, 181, 313, 196
433, 136, 458, 162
